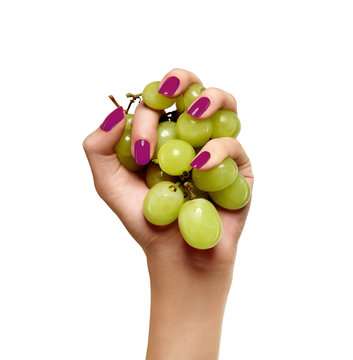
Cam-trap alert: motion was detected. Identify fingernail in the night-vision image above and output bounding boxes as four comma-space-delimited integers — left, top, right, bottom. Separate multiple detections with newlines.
100, 106, 124, 132
135, 139, 150, 165
190, 151, 211, 169
158, 76, 180, 96
187, 97, 211, 118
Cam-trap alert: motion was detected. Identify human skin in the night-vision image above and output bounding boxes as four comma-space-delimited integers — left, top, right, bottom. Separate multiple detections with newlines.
83, 68, 254, 359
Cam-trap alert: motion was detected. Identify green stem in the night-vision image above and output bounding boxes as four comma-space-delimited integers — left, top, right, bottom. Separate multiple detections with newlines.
108, 95, 121, 108
126, 93, 143, 114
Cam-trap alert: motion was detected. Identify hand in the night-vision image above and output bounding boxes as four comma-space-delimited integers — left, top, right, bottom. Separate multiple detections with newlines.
83, 68, 254, 359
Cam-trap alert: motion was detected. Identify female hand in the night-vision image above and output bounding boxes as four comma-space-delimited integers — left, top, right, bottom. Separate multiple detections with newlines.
83, 68, 254, 360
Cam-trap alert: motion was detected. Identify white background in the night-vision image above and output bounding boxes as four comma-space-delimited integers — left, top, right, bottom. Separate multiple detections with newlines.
1, 0, 352, 359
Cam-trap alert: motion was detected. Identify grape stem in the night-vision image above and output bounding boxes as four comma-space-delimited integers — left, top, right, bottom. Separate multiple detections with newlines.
108, 95, 121, 108
183, 182, 194, 191
179, 171, 191, 182
189, 191, 197, 200
168, 185, 177, 192
126, 93, 142, 114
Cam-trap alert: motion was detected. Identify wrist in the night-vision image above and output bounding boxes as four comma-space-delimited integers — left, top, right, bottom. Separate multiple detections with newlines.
145, 249, 234, 360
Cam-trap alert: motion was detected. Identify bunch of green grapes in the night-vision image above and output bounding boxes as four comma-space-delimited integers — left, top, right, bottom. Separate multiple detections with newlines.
114, 81, 250, 250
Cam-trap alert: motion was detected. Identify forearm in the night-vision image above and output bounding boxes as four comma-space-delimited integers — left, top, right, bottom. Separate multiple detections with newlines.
146, 258, 233, 360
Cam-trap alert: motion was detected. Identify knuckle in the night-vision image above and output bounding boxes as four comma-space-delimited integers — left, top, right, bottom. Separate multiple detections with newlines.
229, 92, 237, 104
167, 68, 191, 78
166, 68, 186, 77
82, 134, 97, 153
208, 137, 239, 152
230, 137, 240, 146
94, 177, 117, 200
207, 138, 222, 147
169, 67, 183, 73
94, 180, 108, 199
204, 86, 218, 93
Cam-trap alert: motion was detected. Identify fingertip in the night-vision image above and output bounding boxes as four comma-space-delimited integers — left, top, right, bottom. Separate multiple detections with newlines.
100, 106, 125, 132
134, 139, 151, 165
83, 106, 127, 157
186, 88, 238, 120
158, 68, 203, 98
158, 76, 180, 97
187, 97, 211, 119
190, 151, 211, 169
130, 102, 160, 165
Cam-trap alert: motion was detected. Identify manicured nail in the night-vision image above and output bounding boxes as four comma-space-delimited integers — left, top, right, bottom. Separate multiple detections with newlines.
190, 151, 211, 169
100, 106, 124, 132
187, 97, 211, 118
158, 76, 180, 96
135, 139, 150, 165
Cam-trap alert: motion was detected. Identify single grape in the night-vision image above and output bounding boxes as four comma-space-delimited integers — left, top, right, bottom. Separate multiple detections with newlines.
125, 114, 134, 130
115, 129, 143, 171
153, 121, 177, 158
158, 139, 195, 176
175, 95, 185, 113
209, 174, 251, 210
192, 157, 238, 192
142, 81, 175, 110
176, 112, 212, 147
145, 163, 178, 188
178, 199, 222, 249
182, 84, 206, 111
115, 130, 132, 157
118, 154, 144, 171
143, 181, 184, 226
210, 110, 241, 138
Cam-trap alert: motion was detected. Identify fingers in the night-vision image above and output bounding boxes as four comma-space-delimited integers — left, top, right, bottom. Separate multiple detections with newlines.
186, 87, 237, 119
130, 101, 162, 165
131, 69, 201, 164
83, 106, 126, 180
190, 138, 253, 184
158, 68, 202, 98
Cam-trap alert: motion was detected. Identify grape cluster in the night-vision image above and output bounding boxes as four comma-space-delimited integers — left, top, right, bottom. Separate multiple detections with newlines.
115, 81, 250, 250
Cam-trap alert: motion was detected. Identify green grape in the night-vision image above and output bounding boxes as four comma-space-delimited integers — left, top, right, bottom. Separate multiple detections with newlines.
178, 199, 222, 249
192, 157, 238, 192
209, 174, 251, 210
143, 181, 184, 226
210, 110, 241, 138
115, 130, 132, 157
175, 84, 206, 113
118, 154, 144, 171
176, 112, 212, 147
158, 139, 195, 176
175, 95, 185, 113
153, 121, 177, 158
142, 81, 175, 110
115, 130, 143, 171
145, 163, 178, 188
183, 84, 206, 110
125, 114, 134, 130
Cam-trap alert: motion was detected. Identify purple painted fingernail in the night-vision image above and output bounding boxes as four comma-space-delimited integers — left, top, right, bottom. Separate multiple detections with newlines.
100, 106, 124, 132
135, 139, 150, 165
158, 76, 180, 96
187, 97, 211, 118
190, 151, 211, 169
